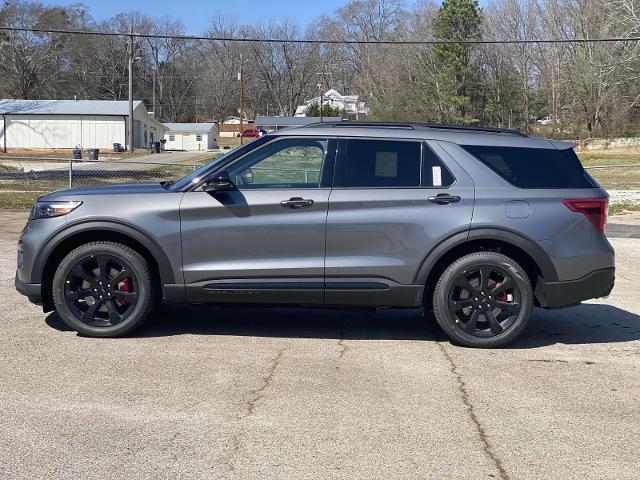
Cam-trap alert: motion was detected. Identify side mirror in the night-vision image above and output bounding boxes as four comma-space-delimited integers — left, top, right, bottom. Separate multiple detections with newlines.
203, 170, 235, 192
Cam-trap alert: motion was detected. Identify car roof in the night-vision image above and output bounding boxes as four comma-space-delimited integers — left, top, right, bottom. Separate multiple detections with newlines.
271, 121, 568, 149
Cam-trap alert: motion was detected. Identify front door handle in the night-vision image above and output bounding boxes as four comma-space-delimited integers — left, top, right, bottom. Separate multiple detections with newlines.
280, 197, 315, 209
428, 193, 461, 205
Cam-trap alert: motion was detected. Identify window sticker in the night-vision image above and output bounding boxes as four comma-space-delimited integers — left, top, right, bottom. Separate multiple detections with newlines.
432, 166, 442, 187
375, 151, 398, 177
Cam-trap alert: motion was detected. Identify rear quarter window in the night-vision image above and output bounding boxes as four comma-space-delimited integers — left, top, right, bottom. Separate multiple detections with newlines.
461, 145, 596, 189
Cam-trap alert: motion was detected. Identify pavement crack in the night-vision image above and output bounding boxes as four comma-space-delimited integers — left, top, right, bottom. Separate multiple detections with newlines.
437, 342, 510, 480
527, 359, 569, 364
219, 435, 241, 474
244, 348, 286, 417
337, 336, 349, 360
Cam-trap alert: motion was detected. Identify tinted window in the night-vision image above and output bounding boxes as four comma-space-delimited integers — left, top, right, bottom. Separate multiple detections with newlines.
343, 139, 421, 187
461, 145, 595, 189
227, 138, 327, 188
424, 145, 455, 187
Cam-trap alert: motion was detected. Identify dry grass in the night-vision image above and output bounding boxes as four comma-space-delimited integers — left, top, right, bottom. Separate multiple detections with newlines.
1, 148, 148, 160
577, 148, 640, 167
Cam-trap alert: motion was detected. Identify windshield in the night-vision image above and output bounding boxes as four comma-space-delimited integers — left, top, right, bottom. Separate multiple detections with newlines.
169, 137, 271, 191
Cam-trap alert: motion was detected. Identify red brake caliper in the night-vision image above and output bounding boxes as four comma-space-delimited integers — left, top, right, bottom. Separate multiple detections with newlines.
493, 282, 509, 302
116, 278, 133, 306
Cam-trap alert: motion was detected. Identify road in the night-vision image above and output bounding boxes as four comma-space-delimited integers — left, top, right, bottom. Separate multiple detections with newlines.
1, 210, 639, 480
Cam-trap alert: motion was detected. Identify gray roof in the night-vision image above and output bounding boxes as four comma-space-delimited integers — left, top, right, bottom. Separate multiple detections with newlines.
274, 122, 560, 149
0, 99, 144, 115
163, 122, 216, 133
255, 116, 343, 127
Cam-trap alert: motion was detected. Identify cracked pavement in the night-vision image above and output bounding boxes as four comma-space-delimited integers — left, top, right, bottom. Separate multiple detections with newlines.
1, 210, 639, 480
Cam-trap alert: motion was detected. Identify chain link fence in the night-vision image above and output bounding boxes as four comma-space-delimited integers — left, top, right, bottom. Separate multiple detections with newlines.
0, 157, 200, 207
1, 157, 639, 208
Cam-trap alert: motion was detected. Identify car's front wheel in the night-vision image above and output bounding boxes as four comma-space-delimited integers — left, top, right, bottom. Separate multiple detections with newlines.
52, 241, 155, 337
432, 251, 533, 348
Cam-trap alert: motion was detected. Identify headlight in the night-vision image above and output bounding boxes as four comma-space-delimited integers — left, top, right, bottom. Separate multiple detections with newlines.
29, 201, 82, 220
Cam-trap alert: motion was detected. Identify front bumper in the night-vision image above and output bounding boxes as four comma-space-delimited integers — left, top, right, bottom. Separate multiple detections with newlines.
535, 268, 615, 309
15, 272, 43, 306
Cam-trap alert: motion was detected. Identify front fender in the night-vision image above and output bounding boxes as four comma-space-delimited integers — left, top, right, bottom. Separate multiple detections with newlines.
32, 218, 176, 285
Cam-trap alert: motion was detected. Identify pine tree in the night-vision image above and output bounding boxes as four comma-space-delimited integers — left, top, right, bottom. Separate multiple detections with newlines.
433, 0, 483, 124
304, 101, 344, 118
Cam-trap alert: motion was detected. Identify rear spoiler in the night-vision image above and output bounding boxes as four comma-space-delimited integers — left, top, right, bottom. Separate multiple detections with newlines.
547, 139, 578, 150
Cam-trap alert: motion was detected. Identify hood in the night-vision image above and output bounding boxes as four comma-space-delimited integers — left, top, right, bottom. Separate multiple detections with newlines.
40, 183, 170, 200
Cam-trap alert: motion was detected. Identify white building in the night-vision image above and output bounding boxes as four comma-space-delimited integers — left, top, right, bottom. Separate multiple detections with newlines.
0, 99, 165, 150
295, 89, 368, 119
163, 123, 218, 151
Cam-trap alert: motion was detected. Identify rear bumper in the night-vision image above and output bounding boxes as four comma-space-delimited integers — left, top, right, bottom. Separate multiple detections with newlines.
15, 271, 43, 306
535, 268, 615, 309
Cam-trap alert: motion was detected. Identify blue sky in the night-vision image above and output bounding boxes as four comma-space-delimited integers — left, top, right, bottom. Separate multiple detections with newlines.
43, 1, 489, 34
44, 0, 353, 34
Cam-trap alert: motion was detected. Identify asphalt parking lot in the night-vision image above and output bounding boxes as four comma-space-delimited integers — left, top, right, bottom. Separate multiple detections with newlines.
1, 210, 639, 480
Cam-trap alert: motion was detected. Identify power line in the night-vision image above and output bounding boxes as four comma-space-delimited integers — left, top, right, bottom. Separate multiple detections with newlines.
0, 25, 639, 45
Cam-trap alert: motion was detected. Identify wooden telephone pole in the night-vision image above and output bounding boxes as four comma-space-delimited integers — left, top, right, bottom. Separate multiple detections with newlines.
128, 32, 135, 153
239, 53, 244, 145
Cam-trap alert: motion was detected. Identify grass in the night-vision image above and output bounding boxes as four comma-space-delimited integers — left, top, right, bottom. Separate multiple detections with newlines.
0, 191, 43, 209
0, 160, 204, 196
577, 149, 640, 189
577, 150, 640, 167
608, 203, 640, 216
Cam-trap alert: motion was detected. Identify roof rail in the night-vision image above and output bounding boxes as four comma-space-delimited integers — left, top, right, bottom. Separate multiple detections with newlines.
416, 123, 528, 137
302, 120, 527, 137
304, 121, 415, 130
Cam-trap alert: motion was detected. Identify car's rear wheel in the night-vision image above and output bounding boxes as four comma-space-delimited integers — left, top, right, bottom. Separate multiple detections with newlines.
52, 241, 155, 337
432, 252, 533, 348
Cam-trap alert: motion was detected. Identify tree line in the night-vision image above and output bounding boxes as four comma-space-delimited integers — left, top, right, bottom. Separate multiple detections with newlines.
1, 0, 639, 139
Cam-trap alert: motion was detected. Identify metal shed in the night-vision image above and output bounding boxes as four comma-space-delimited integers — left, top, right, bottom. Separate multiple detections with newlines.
0, 99, 166, 151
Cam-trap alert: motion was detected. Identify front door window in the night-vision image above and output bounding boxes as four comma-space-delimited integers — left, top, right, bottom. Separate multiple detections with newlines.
227, 138, 328, 189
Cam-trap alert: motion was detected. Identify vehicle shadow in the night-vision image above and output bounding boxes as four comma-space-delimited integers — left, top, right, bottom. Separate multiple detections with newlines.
510, 303, 640, 348
45, 302, 640, 348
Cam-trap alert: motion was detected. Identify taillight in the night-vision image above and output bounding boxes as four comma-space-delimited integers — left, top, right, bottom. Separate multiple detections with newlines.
563, 197, 608, 233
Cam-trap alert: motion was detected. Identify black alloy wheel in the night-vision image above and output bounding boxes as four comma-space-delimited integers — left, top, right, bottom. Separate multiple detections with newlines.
448, 264, 521, 337
52, 241, 155, 337
432, 251, 533, 348
63, 253, 139, 327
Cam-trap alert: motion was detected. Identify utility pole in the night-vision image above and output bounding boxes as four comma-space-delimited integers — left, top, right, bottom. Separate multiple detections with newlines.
152, 39, 157, 119
239, 52, 244, 145
152, 68, 156, 118
316, 71, 331, 122
128, 32, 135, 153
317, 84, 324, 123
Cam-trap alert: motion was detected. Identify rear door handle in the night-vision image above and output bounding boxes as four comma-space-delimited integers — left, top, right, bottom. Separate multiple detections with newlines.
428, 194, 461, 205
280, 197, 315, 209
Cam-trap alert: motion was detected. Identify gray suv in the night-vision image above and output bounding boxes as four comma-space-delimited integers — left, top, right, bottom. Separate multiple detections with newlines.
15, 122, 615, 347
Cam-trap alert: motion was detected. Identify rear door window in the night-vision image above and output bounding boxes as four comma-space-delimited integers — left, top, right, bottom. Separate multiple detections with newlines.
461, 145, 595, 189
341, 139, 421, 187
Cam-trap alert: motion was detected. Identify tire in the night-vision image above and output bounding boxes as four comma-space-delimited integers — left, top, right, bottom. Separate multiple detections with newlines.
432, 251, 533, 348
52, 241, 156, 337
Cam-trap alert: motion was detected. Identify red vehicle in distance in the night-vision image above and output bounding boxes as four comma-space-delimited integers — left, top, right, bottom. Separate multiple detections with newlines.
240, 129, 260, 138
